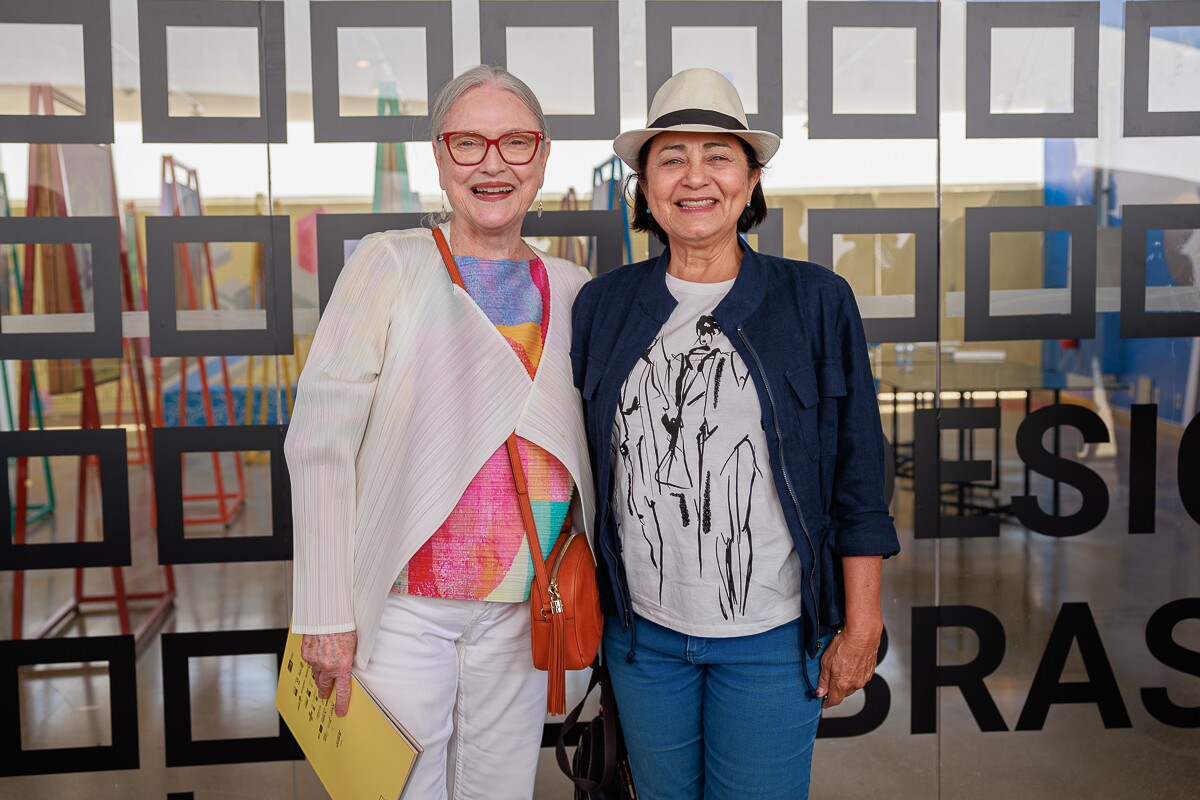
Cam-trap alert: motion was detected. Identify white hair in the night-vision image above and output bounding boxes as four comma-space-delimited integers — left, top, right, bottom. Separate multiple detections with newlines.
429, 64, 548, 143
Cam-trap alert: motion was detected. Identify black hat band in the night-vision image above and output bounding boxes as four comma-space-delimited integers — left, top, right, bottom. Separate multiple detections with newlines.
647, 108, 748, 131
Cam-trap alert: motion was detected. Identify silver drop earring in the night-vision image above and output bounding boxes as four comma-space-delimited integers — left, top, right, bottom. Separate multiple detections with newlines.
441, 191, 447, 214
537, 196, 543, 219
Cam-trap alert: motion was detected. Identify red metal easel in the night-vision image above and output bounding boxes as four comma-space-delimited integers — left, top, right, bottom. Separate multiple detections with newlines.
114, 201, 151, 466
152, 155, 246, 528
11, 85, 174, 645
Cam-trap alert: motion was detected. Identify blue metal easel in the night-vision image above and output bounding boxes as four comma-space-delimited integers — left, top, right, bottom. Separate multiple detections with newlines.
591, 156, 633, 268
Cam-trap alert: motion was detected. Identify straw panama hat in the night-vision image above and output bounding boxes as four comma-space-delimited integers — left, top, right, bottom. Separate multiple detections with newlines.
613, 67, 781, 170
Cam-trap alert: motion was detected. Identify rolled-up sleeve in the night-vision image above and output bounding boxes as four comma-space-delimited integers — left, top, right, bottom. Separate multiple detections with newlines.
829, 281, 900, 558
286, 234, 401, 633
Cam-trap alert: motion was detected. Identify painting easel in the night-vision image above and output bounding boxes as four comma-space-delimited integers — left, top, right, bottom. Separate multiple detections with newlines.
553, 188, 587, 264
2, 171, 57, 531
114, 200, 151, 466
10, 85, 173, 645
591, 156, 633, 270
155, 155, 246, 527
243, 194, 298, 458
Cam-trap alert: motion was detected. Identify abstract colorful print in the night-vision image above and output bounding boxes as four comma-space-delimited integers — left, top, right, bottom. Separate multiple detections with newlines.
394, 256, 575, 602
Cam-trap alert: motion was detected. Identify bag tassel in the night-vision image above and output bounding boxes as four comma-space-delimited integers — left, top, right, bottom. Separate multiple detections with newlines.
547, 602, 567, 715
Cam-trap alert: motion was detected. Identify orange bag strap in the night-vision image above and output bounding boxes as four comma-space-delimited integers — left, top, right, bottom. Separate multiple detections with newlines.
432, 225, 467, 289
430, 227, 553, 600
504, 437, 552, 593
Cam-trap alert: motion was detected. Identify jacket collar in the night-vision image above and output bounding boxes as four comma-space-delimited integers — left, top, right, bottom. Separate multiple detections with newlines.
634, 235, 769, 328
634, 247, 677, 323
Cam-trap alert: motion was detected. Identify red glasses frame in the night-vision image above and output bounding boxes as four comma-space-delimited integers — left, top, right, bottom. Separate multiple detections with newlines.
437, 130, 545, 166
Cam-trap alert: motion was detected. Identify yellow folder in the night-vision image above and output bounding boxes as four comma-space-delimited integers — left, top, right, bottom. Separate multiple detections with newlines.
276, 628, 422, 800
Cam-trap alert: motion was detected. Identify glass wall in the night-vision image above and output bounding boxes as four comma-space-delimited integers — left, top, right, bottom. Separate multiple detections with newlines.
1, 0, 1197, 797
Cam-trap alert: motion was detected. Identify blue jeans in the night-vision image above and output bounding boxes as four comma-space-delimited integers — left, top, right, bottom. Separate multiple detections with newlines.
605, 614, 827, 800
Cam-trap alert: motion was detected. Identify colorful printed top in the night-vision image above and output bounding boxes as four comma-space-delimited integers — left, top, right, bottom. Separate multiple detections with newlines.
393, 256, 575, 602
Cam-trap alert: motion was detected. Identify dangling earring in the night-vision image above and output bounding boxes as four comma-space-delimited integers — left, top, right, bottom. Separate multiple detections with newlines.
746, 198, 752, 207
441, 191, 447, 215
537, 194, 544, 219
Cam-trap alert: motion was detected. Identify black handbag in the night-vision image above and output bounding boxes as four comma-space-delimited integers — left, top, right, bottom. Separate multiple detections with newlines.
556, 659, 638, 800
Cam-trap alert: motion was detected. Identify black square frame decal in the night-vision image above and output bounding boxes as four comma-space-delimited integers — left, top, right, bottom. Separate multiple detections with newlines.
0, 216, 123, 360
137, 0, 287, 143
645, 1, 783, 136
965, 1, 1099, 139
0, 635, 138, 776
309, 0, 454, 143
145, 215, 293, 357
0, 0, 114, 144
807, 1, 939, 139
479, 0, 620, 140
161, 628, 302, 767
1120, 203, 1200, 338
808, 207, 938, 343
1124, 1, 1200, 137
0, 429, 130, 571
964, 204, 1097, 342
154, 425, 292, 564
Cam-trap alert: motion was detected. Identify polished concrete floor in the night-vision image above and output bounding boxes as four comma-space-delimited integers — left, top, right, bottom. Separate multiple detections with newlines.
3, 402, 1200, 798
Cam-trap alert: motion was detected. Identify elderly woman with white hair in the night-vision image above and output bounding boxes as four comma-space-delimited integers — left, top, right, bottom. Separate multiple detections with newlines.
286, 65, 593, 799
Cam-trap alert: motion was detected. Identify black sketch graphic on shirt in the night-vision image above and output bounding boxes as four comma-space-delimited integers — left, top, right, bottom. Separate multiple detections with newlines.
720, 436, 760, 619
615, 313, 761, 618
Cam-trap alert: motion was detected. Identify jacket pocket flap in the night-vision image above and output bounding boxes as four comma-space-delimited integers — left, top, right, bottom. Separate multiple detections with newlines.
583, 357, 606, 399
817, 359, 847, 397
786, 365, 818, 408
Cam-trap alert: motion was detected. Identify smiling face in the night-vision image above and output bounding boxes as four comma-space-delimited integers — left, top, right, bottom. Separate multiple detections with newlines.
434, 84, 549, 248
641, 132, 760, 252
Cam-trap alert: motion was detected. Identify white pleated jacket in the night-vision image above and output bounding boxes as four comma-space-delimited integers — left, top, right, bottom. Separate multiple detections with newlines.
285, 226, 595, 670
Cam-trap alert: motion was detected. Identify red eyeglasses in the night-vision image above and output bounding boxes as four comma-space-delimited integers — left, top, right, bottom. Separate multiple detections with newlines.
437, 130, 545, 166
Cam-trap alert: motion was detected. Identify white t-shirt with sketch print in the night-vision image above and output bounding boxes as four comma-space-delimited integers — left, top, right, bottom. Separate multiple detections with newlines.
610, 272, 803, 638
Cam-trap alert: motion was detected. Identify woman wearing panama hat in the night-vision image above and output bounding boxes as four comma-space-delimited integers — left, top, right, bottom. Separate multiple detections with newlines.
570, 68, 899, 797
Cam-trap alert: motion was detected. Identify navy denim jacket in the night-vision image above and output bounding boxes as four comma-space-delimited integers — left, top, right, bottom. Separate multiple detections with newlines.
570, 240, 900, 657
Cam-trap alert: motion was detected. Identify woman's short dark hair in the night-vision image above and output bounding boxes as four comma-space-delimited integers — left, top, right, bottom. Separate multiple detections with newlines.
627, 136, 768, 246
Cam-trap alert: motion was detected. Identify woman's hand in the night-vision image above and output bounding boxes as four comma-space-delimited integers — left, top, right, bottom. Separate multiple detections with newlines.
816, 628, 879, 708
301, 631, 357, 717
817, 555, 884, 708
816, 628, 880, 708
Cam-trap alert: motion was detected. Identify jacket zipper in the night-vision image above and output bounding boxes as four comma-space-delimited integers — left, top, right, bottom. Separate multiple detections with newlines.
607, 542, 633, 627
737, 326, 821, 647
599, 506, 633, 627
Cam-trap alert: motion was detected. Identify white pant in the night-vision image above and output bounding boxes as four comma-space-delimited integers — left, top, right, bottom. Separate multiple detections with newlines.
358, 593, 547, 800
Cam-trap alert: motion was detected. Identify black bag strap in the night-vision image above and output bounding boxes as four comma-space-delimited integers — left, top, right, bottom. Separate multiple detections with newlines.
556, 657, 619, 792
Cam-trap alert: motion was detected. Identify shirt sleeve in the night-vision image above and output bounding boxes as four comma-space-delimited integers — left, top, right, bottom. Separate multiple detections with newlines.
570, 278, 597, 393
829, 280, 901, 559
285, 233, 404, 633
